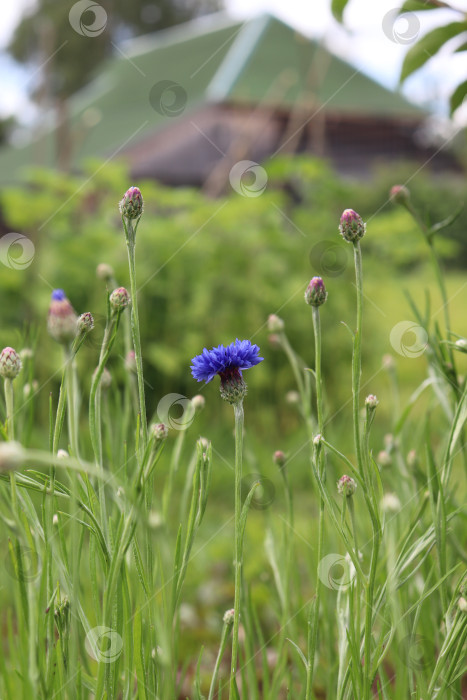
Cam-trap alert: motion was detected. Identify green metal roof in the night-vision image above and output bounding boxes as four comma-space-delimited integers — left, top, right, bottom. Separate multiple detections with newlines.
0, 12, 425, 183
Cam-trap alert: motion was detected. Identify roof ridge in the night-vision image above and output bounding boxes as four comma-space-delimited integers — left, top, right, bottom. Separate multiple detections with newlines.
120, 11, 242, 59
206, 14, 272, 102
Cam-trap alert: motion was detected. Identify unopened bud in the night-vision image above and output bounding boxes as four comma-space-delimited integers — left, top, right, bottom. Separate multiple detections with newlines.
337, 474, 357, 497
151, 423, 169, 442
57, 449, 69, 459
365, 394, 379, 409
313, 433, 324, 446
96, 263, 114, 281
339, 209, 366, 243
223, 609, 235, 625
305, 276, 327, 307
458, 597, 467, 613
119, 186, 143, 219
381, 493, 401, 512
0, 441, 24, 472
267, 314, 284, 332
377, 450, 391, 466
286, 390, 300, 405
0, 347, 22, 379
124, 350, 137, 372
273, 450, 286, 468
382, 354, 396, 371
389, 185, 410, 205
109, 287, 130, 312
191, 395, 205, 412
77, 312, 94, 334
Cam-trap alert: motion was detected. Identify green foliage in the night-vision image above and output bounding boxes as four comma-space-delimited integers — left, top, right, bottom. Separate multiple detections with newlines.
400, 21, 467, 83
0, 157, 464, 440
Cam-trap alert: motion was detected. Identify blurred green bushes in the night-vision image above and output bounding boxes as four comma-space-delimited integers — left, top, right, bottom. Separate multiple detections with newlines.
0, 156, 465, 448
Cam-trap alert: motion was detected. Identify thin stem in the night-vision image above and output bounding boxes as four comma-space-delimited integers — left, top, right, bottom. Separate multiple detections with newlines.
208, 620, 233, 700
352, 242, 364, 476
4, 378, 18, 514
229, 401, 244, 699
124, 219, 148, 448
306, 306, 325, 699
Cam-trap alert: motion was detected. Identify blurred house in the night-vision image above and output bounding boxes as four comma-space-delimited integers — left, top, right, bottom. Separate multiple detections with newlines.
0, 12, 460, 189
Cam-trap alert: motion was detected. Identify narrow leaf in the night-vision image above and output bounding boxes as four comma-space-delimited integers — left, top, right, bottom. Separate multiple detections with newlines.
401, 22, 467, 82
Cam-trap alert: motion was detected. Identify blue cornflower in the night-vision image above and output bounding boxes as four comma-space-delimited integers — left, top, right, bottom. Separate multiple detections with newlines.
191, 339, 263, 404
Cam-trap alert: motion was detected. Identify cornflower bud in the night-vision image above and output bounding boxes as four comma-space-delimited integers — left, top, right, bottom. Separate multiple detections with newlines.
109, 287, 130, 312
365, 394, 379, 409
151, 423, 169, 442
223, 609, 235, 625
119, 186, 143, 219
0, 347, 22, 379
96, 263, 114, 281
339, 209, 366, 243
389, 184, 410, 205
191, 394, 205, 412
273, 450, 286, 468
124, 350, 137, 372
305, 277, 327, 307
337, 474, 357, 497
77, 312, 94, 334
267, 314, 284, 332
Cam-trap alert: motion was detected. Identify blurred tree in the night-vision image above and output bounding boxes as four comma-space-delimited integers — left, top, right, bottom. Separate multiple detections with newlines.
8, 0, 219, 168
332, 0, 467, 117
0, 116, 17, 146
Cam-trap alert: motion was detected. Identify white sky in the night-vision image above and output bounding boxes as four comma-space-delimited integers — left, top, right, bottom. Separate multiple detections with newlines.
1, 0, 467, 122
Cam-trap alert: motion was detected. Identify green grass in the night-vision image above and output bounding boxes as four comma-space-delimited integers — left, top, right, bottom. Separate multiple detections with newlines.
0, 163, 466, 699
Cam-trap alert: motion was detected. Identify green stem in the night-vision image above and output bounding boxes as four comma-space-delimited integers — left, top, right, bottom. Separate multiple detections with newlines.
306, 306, 325, 700
229, 401, 244, 699
64, 345, 80, 699
124, 219, 148, 448
352, 242, 364, 477
4, 378, 18, 514
208, 619, 233, 700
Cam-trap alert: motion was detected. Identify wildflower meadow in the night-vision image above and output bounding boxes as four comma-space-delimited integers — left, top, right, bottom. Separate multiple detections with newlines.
0, 174, 466, 700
